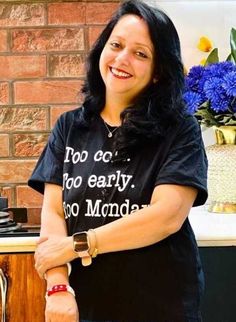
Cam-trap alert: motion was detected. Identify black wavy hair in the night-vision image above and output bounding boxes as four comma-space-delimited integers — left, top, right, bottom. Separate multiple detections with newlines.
81, 0, 185, 160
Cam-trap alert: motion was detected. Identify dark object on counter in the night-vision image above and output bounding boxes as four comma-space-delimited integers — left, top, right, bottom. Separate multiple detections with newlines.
0, 197, 8, 210
6, 207, 28, 223
0, 196, 39, 236
0, 211, 22, 233
0, 195, 28, 223
0, 210, 40, 236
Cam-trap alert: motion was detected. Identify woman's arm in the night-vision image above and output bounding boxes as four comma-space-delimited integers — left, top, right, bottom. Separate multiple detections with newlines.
95, 183, 197, 253
36, 183, 72, 285
35, 183, 197, 276
35, 183, 79, 322
35, 184, 79, 276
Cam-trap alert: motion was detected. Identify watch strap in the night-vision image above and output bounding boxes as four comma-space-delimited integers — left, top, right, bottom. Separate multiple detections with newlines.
81, 256, 92, 266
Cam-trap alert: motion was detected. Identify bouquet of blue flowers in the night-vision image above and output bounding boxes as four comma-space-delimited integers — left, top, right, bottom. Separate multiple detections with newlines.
184, 28, 236, 127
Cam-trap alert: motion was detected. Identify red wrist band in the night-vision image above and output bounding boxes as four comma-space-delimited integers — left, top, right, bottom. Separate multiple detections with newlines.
45, 284, 75, 300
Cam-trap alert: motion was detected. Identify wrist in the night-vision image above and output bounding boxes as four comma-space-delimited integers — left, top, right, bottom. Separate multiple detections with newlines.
45, 284, 75, 300
72, 230, 98, 266
44, 265, 70, 288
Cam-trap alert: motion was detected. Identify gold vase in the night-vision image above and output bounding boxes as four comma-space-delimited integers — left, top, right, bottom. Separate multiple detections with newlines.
206, 126, 236, 213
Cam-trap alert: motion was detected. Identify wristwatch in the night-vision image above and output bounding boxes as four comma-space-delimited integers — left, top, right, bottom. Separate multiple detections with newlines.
72, 231, 92, 266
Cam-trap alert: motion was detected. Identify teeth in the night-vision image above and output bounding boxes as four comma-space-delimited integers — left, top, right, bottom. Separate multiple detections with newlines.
111, 68, 131, 78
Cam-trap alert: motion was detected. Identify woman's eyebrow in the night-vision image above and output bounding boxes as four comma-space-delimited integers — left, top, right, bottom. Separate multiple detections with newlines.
110, 35, 153, 52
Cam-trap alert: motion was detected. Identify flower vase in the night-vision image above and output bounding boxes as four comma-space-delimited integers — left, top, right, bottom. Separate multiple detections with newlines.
206, 126, 236, 213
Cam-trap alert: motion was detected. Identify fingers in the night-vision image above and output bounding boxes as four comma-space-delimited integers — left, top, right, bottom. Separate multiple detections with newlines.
34, 238, 52, 277
34, 263, 45, 279
34, 236, 73, 278
34, 236, 49, 277
34, 249, 49, 278
37, 236, 49, 245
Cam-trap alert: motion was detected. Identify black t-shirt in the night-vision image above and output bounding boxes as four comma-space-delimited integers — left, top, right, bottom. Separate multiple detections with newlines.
28, 107, 208, 322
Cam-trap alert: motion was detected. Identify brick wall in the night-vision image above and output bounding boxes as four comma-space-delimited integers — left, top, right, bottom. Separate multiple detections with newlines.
0, 0, 120, 209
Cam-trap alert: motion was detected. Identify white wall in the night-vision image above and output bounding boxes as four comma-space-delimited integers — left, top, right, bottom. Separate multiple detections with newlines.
144, 0, 236, 69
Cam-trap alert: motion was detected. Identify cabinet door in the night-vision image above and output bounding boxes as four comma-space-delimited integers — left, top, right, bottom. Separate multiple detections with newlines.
0, 254, 45, 322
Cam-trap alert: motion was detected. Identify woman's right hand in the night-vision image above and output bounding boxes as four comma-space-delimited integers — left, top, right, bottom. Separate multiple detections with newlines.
45, 292, 79, 322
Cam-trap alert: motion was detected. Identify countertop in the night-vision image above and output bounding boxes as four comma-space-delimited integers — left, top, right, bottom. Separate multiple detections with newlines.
0, 206, 236, 253
0, 235, 38, 253
189, 206, 236, 246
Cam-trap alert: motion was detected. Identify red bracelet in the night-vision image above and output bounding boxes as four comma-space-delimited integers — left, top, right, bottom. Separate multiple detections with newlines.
45, 284, 75, 300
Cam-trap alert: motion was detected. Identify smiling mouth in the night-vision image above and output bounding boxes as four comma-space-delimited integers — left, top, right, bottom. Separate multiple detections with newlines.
109, 67, 132, 79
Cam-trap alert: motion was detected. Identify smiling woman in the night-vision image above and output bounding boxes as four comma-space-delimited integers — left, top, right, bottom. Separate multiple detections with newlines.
28, 1, 208, 322
99, 14, 155, 106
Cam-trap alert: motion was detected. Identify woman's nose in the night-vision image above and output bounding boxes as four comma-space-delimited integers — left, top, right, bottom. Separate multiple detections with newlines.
115, 49, 130, 65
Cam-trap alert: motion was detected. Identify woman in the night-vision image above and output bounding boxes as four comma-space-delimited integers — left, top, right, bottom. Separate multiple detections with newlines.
29, 0, 208, 321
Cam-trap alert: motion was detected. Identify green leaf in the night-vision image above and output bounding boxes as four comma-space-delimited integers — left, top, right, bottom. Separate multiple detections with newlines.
226, 53, 235, 63
195, 108, 220, 127
205, 48, 219, 65
230, 27, 236, 62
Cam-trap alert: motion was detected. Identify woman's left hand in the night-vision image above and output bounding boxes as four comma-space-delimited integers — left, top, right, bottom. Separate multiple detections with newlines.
34, 235, 76, 278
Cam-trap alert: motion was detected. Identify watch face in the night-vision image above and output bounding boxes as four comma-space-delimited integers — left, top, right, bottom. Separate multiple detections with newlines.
73, 232, 89, 252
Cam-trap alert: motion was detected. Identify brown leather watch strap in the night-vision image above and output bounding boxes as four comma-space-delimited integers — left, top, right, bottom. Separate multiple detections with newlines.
81, 256, 92, 266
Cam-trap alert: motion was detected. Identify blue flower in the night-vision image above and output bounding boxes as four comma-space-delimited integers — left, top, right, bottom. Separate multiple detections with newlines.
211, 96, 231, 113
223, 71, 236, 96
185, 65, 205, 92
204, 61, 234, 79
204, 77, 230, 112
184, 59, 236, 126
204, 77, 222, 100
183, 91, 203, 114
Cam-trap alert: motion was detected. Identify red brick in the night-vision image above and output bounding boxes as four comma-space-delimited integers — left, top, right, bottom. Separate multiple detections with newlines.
14, 80, 83, 104
0, 134, 9, 157
88, 26, 104, 48
16, 186, 43, 208
0, 55, 46, 79
13, 133, 49, 157
0, 82, 9, 105
49, 54, 85, 77
48, 3, 86, 25
0, 186, 14, 207
0, 160, 36, 183
86, 3, 119, 24
0, 30, 8, 52
50, 105, 77, 128
12, 28, 84, 52
0, 107, 47, 131
0, 3, 45, 27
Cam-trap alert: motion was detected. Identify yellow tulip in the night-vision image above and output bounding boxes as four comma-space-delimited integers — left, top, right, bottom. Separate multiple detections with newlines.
197, 36, 213, 52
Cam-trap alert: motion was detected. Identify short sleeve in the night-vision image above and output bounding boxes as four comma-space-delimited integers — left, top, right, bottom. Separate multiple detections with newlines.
28, 116, 65, 194
155, 115, 208, 206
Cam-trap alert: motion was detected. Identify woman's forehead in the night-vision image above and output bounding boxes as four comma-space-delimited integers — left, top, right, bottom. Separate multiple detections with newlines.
109, 14, 154, 49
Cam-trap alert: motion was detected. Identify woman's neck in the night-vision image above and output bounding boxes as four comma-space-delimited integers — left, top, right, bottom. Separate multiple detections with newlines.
100, 107, 122, 126
101, 96, 131, 126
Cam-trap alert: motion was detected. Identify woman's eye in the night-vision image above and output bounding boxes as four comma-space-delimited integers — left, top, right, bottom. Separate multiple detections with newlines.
136, 51, 148, 58
110, 42, 120, 48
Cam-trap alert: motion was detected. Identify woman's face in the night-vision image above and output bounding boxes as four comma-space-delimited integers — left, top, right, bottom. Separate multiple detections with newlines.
99, 14, 155, 105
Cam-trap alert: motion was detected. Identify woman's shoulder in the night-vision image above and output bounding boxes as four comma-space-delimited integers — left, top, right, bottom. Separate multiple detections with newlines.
50, 106, 85, 141
56, 106, 84, 125
176, 110, 201, 135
